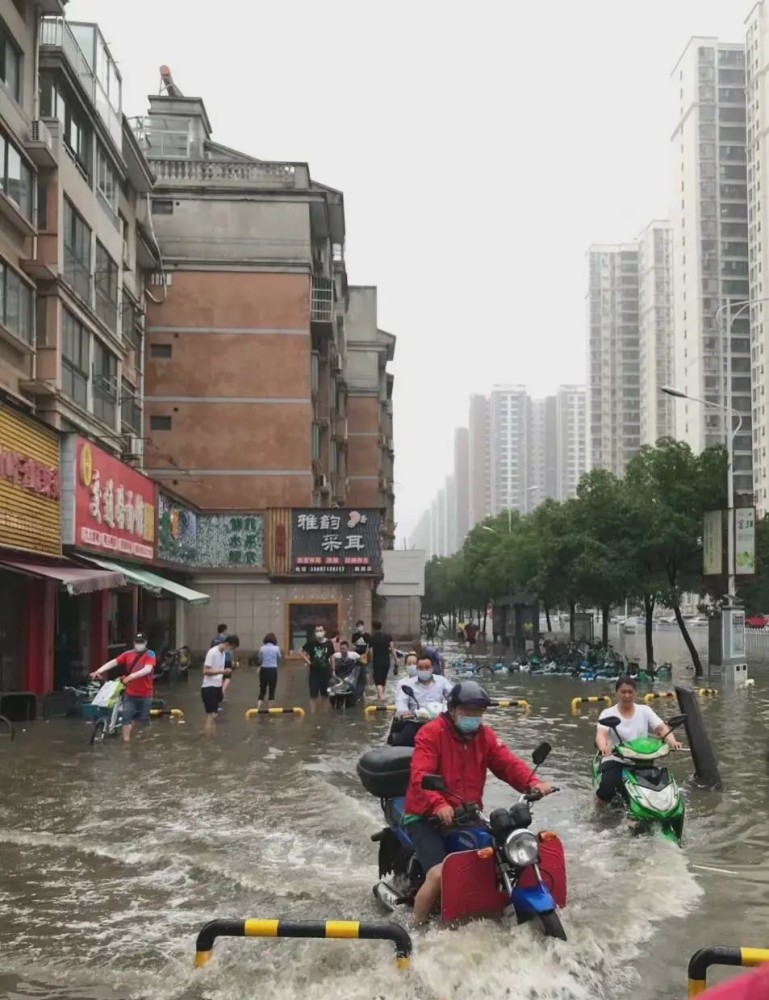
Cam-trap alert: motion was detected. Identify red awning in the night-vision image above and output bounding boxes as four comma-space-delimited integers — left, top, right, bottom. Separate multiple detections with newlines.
0, 559, 125, 596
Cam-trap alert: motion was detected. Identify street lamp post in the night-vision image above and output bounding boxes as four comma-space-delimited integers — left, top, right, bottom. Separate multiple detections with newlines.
661, 385, 741, 603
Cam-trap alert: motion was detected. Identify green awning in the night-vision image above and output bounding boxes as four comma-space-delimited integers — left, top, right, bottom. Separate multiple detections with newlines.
80, 556, 211, 606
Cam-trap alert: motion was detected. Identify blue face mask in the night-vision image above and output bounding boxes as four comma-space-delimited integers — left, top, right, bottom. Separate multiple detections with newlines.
417, 669, 433, 683
406, 664, 418, 677
455, 715, 482, 735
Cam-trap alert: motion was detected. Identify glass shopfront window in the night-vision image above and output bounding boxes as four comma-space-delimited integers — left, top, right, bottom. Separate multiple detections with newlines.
287, 601, 338, 653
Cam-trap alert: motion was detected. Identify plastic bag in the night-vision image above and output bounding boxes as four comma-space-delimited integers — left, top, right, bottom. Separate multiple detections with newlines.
91, 680, 119, 708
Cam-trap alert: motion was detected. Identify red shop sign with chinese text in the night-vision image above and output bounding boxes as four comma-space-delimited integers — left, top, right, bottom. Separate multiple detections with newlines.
73, 437, 156, 562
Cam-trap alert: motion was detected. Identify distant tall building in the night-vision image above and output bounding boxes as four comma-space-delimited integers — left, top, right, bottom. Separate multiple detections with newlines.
468, 394, 491, 526
555, 385, 587, 499
453, 428, 470, 544
489, 386, 530, 514
746, 5, 769, 507
587, 244, 642, 476
671, 38, 752, 497
527, 396, 558, 507
409, 509, 432, 555
638, 220, 675, 445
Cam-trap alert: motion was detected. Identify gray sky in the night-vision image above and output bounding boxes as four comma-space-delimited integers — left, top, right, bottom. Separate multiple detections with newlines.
69, 0, 746, 542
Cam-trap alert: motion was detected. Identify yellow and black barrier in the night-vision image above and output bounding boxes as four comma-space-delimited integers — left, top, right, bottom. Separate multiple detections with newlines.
490, 699, 530, 711
687, 946, 769, 995
365, 704, 396, 715
571, 695, 611, 713
644, 692, 677, 704
194, 918, 413, 970
245, 707, 306, 718
149, 708, 184, 719
698, 688, 718, 697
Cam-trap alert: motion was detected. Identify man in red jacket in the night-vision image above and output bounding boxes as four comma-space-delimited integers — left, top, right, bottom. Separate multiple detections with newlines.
403, 680, 554, 923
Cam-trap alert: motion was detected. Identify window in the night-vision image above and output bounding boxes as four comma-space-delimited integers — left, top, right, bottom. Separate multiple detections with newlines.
63, 198, 91, 303
42, 74, 90, 178
92, 337, 117, 427
61, 309, 89, 409
0, 261, 33, 343
151, 343, 172, 359
151, 199, 173, 215
121, 378, 141, 432
95, 144, 116, 212
150, 415, 172, 431
0, 132, 32, 220
0, 20, 20, 101
94, 241, 118, 332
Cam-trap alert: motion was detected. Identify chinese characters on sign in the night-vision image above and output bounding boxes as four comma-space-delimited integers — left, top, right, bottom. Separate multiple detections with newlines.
291, 509, 382, 575
157, 493, 265, 568
734, 507, 756, 577
72, 438, 156, 561
0, 406, 61, 556
0, 445, 60, 500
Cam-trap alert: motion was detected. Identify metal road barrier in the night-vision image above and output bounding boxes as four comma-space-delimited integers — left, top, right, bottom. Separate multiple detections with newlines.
644, 691, 677, 704
687, 946, 769, 995
365, 704, 397, 715
245, 707, 306, 718
490, 699, 530, 710
571, 695, 611, 712
149, 708, 184, 718
194, 918, 413, 970
698, 688, 718, 697
0, 714, 15, 740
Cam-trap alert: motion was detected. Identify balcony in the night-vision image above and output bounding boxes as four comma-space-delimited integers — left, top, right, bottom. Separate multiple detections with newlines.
24, 119, 57, 169
40, 18, 121, 150
149, 157, 300, 188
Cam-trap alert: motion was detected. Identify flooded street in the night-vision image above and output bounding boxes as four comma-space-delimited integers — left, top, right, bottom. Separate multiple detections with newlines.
1, 634, 768, 1000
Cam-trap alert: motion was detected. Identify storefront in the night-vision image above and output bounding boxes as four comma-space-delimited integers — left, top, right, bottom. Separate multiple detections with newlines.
0, 404, 124, 698
60, 435, 210, 673
158, 501, 383, 658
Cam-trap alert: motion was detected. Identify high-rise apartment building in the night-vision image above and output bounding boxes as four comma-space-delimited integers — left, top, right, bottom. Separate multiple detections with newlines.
671, 38, 752, 497
555, 385, 587, 499
746, 5, 769, 507
527, 395, 557, 507
489, 385, 529, 514
468, 393, 490, 527
453, 427, 469, 544
587, 245, 642, 476
638, 220, 675, 445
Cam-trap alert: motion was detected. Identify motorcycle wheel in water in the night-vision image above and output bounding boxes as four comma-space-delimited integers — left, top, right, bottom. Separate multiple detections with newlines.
357, 741, 568, 940
592, 714, 687, 845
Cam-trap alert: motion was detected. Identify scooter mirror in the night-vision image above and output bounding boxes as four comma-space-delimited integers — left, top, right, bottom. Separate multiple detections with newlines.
599, 715, 622, 729
531, 742, 552, 766
667, 714, 687, 728
422, 774, 447, 792
401, 685, 415, 698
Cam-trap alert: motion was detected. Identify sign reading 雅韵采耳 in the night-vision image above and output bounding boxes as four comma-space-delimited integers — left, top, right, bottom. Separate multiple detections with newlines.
290, 509, 382, 576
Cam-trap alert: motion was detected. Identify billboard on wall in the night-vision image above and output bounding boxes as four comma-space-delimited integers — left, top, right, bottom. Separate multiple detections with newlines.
0, 405, 61, 556
157, 492, 264, 568
290, 508, 382, 576
61, 436, 156, 562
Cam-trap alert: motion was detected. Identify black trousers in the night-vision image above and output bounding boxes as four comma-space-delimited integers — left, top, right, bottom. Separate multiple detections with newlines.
258, 668, 278, 700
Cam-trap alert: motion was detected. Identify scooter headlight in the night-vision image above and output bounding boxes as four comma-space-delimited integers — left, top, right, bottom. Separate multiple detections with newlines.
504, 830, 540, 866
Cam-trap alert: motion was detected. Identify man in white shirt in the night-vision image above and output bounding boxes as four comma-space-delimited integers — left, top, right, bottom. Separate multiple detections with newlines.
201, 633, 237, 734
395, 655, 453, 716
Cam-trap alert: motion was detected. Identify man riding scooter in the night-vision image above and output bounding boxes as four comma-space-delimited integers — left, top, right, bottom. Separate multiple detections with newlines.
402, 680, 555, 923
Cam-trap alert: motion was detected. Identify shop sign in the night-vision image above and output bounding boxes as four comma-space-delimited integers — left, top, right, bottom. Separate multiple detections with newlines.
702, 510, 724, 578
0, 405, 61, 556
62, 436, 156, 561
734, 507, 756, 576
158, 493, 264, 568
291, 508, 382, 575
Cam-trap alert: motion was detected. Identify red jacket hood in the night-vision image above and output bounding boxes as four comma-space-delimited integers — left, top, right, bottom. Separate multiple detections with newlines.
403, 713, 535, 818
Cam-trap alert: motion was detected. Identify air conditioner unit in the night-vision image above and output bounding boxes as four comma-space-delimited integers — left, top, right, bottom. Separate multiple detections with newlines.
122, 433, 142, 459
30, 119, 53, 148
316, 474, 330, 492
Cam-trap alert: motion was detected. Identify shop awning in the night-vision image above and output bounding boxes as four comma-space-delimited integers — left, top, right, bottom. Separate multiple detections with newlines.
0, 559, 126, 596
79, 556, 211, 606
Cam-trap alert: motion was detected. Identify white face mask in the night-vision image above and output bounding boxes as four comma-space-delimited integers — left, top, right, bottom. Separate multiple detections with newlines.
134, 643, 147, 653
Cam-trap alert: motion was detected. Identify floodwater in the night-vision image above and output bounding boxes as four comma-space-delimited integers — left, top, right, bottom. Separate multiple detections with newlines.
0, 632, 768, 1000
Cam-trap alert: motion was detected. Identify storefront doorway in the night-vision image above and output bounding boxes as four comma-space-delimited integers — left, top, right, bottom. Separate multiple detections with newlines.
54, 592, 90, 689
286, 601, 338, 653
0, 570, 22, 690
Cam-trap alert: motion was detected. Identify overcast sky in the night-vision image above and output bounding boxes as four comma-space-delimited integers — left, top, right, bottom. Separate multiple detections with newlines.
69, 0, 747, 542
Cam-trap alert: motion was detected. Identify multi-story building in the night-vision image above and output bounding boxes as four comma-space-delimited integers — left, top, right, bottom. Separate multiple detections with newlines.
671, 38, 752, 497
638, 220, 675, 446
468, 393, 490, 527
586, 244, 641, 476
746, 5, 769, 508
489, 385, 530, 514
527, 395, 557, 507
554, 385, 587, 499
453, 426, 469, 544
408, 508, 432, 556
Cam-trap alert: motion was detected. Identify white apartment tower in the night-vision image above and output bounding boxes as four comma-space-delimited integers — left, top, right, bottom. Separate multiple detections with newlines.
489, 386, 530, 514
671, 39, 753, 497
555, 385, 587, 499
587, 245, 642, 476
746, 4, 769, 508
468, 394, 491, 527
638, 221, 675, 445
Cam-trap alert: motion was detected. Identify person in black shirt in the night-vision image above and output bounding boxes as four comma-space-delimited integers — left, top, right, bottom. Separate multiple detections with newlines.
301, 624, 336, 706
369, 620, 394, 701
351, 620, 371, 658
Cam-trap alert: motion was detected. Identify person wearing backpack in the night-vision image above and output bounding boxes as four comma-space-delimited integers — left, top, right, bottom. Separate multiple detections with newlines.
91, 632, 157, 743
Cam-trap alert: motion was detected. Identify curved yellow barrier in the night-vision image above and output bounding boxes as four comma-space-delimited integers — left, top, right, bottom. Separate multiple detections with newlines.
643, 691, 676, 704
571, 695, 611, 713
490, 699, 530, 711
149, 707, 185, 718
697, 688, 718, 697
245, 707, 306, 718
688, 946, 769, 995
364, 704, 396, 715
